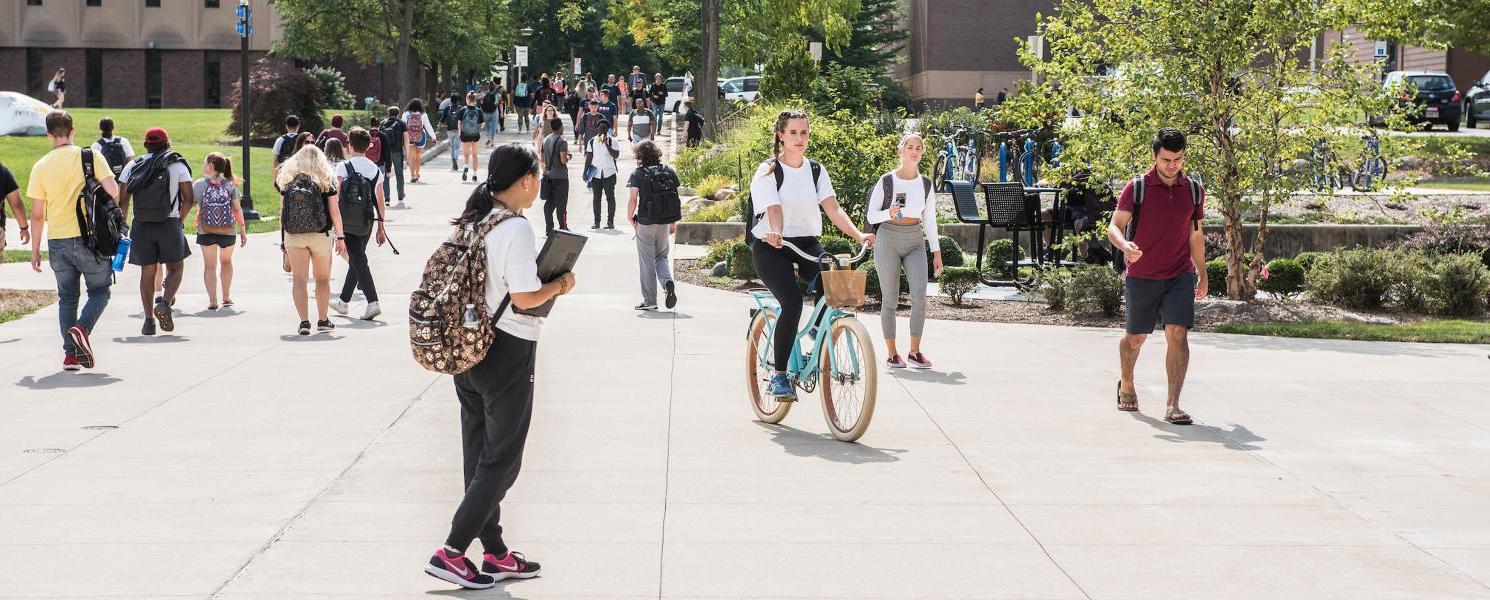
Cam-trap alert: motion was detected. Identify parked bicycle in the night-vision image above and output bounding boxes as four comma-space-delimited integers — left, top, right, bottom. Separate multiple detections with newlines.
1350, 130, 1388, 192
1310, 137, 1344, 191
933, 127, 983, 193
745, 240, 877, 442
996, 129, 1039, 187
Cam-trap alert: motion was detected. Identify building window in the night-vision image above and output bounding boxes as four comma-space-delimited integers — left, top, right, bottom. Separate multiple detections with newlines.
146, 49, 162, 108
146, 0, 159, 6
86, 50, 104, 108
26, 49, 43, 97
87, 0, 101, 6
26, 0, 41, 6
205, 0, 219, 6
204, 53, 222, 108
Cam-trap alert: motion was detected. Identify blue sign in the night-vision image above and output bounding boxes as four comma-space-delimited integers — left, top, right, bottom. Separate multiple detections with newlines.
235, 22, 253, 37
235, 4, 250, 19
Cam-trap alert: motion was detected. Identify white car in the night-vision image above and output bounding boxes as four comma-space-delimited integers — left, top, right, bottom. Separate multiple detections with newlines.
719, 76, 760, 103
664, 76, 689, 113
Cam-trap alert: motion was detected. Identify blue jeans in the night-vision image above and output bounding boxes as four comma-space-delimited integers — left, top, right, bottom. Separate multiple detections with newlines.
384, 151, 405, 201
48, 237, 112, 355
651, 102, 665, 127
483, 111, 498, 138
449, 129, 460, 167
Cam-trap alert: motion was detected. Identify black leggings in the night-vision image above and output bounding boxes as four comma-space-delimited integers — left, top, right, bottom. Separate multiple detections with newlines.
591, 175, 616, 227
338, 232, 377, 302
751, 237, 824, 372
444, 330, 537, 555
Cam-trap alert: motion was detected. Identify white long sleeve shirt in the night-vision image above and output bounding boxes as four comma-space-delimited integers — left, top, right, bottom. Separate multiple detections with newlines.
865, 172, 939, 249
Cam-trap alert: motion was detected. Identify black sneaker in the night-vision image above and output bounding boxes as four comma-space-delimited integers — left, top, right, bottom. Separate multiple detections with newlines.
142, 318, 156, 336
634, 302, 658, 311
317, 319, 335, 332
462, 167, 469, 181
153, 296, 175, 332
663, 280, 678, 309
425, 548, 495, 589
481, 550, 541, 581
298, 321, 311, 336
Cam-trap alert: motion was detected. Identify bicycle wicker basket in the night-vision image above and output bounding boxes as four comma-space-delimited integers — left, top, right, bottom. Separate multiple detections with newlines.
821, 265, 867, 308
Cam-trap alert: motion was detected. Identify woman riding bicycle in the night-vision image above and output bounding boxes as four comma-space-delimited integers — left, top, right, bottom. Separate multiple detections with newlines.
750, 109, 875, 400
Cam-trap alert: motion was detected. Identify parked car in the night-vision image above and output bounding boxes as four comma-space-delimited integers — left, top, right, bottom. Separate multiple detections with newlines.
1465, 69, 1490, 129
1372, 71, 1462, 131
718, 76, 760, 103
664, 76, 689, 113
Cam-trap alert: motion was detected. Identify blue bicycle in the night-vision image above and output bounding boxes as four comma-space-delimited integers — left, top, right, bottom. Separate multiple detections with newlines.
745, 241, 878, 442
933, 127, 983, 193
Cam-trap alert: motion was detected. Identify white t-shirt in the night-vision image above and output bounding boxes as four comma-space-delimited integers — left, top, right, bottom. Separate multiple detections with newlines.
866, 172, 940, 250
586, 135, 621, 178
334, 156, 382, 184
271, 132, 298, 158
483, 214, 544, 341
119, 153, 193, 219
748, 158, 836, 239
90, 136, 135, 163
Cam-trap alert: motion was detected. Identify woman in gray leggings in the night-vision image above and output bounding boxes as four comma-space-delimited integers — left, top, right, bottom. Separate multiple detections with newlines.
867, 134, 942, 369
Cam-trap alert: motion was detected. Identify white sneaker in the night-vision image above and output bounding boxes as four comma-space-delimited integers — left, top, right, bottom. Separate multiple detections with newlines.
362, 301, 382, 321
329, 298, 349, 315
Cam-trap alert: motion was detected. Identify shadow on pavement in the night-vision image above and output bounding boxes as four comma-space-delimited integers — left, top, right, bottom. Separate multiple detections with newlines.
426, 583, 529, 598
637, 311, 692, 320
17, 372, 122, 389
1128, 410, 1266, 450
890, 369, 968, 385
333, 318, 390, 330
1194, 332, 1480, 358
0, 338, 19, 344
757, 422, 908, 464
278, 334, 346, 342
192, 308, 240, 318
112, 336, 191, 344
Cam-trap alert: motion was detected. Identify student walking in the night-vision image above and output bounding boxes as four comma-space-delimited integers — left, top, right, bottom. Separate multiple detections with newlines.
193, 152, 247, 311
91, 118, 135, 179
531, 103, 561, 149
117, 127, 194, 336
272, 115, 302, 177
323, 138, 347, 167
577, 100, 608, 144
974, 88, 985, 110
382, 107, 408, 204
626, 140, 681, 311
47, 68, 66, 108
749, 109, 874, 399
330, 127, 388, 321
1107, 128, 1207, 425
585, 123, 620, 229
277, 145, 349, 335
316, 114, 350, 149
681, 101, 705, 148
514, 80, 532, 133
648, 73, 668, 125
26, 111, 120, 370
456, 92, 486, 182
422, 143, 574, 590
442, 94, 462, 171
403, 99, 434, 183
481, 83, 501, 146
627, 98, 654, 143
682, 71, 694, 100
538, 118, 570, 236
0, 161, 28, 256
866, 134, 941, 369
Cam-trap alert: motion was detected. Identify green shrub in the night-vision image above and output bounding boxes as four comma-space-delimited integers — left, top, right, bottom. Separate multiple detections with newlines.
695, 174, 734, 201
1259, 258, 1306, 299
728, 240, 756, 280
984, 239, 1021, 277
1205, 258, 1228, 297
859, 262, 881, 299
1036, 268, 1074, 311
304, 65, 355, 110
820, 235, 855, 257
1306, 248, 1394, 310
1294, 251, 1327, 273
685, 198, 740, 223
701, 236, 741, 268
1388, 249, 1432, 313
1424, 253, 1490, 316
937, 235, 966, 267
1068, 264, 1124, 316
1396, 221, 1490, 270
939, 267, 980, 305
228, 58, 327, 139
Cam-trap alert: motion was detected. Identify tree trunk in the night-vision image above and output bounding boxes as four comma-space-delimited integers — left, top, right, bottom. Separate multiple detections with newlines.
397, 0, 415, 103
699, 0, 721, 140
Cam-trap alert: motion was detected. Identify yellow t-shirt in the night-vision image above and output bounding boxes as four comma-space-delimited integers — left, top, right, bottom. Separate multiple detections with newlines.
27, 145, 115, 240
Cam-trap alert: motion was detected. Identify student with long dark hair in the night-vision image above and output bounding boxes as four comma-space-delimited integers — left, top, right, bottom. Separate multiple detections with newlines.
424, 143, 576, 590
750, 110, 874, 399
403, 99, 435, 183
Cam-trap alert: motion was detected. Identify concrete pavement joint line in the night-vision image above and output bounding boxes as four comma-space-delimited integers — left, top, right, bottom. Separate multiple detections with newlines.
0, 341, 284, 490
658, 311, 681, 600
207, 375, 444, 599
885, 372, 1096, 600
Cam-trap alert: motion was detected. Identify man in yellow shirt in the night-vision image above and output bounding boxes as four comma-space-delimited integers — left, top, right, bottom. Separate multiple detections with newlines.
28, 110, 121, 372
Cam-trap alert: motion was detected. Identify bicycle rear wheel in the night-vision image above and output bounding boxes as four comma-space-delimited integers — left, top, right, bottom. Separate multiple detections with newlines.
932, 153, 949, 192
819, 317, 877, 442
745, 308, 791, 423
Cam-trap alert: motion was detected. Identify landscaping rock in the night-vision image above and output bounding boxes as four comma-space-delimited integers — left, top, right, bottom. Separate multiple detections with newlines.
1397, 155, 1425, 170
710, 261, 729, 277
713, 188, 736, 202
1195, 299, 1248, 317
679, 187, 696, 197
683, 197, 715, 216
727, 214, 745, 223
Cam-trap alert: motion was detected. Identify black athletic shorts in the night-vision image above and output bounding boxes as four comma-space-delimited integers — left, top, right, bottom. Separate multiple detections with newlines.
196, 233, 237, 247
128, 218, 191, 266
459, 133, 481, 143
1124, 272, 1196, 334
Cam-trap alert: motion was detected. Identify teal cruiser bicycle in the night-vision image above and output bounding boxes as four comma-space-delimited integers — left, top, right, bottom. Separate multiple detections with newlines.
745, 240, 878, 442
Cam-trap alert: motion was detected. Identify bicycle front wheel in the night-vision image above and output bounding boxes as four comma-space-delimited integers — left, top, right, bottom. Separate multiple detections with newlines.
745, 308, 791, 423
819, 317, 877, 442
932, 153, 949, 192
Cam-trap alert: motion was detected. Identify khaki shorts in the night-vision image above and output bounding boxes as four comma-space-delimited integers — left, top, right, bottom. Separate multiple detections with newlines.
284, 232, 332, 257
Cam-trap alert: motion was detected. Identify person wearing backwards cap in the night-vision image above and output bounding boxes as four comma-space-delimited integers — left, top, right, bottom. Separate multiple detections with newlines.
117, 127, 194, 336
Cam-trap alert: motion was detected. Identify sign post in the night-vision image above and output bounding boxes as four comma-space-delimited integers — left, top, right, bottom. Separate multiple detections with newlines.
236, 0, 259, 220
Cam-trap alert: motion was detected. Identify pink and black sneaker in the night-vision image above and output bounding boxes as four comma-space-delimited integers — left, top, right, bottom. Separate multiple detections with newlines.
885, 355, 906, 369
425, 548, 495, 589
482, 550, 541, 581
906, 352, 932, 369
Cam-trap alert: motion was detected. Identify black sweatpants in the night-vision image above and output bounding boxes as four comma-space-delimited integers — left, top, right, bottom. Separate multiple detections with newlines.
542, 176, 569, 235
338, 232, 378, 303
751, 237, 824, 372
591, 174, 617, 227
444, 329, 538, 556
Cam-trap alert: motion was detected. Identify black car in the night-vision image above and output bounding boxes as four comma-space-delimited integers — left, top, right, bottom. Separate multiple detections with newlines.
1374, 71, 1462, 131
1465, 69, 1490, 129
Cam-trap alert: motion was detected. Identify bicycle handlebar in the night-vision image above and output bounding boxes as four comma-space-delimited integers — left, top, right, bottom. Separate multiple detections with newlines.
779, 239, 870, 267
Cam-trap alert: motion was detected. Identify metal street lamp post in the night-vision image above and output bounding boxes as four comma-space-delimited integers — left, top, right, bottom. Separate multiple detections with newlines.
236, 0, 260, 220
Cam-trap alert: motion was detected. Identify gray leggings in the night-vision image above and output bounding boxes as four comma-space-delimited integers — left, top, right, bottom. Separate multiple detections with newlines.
873, 221, 928, 340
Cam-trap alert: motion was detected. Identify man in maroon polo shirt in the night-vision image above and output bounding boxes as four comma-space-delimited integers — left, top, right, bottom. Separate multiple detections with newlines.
1107, 128, 1208, 425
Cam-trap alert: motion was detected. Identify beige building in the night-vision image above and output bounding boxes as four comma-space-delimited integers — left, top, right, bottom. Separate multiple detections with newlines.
1324, 28, 1490, 93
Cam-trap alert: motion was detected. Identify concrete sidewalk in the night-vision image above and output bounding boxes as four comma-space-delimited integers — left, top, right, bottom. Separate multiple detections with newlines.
1, 121, 1489, 599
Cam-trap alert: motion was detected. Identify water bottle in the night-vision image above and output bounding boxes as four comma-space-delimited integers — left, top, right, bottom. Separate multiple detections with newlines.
462, 303, 480, 329
111, 237, 131, 272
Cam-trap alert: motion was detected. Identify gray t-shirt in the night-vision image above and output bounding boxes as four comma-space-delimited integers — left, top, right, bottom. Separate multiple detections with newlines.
541, 134, 569, 180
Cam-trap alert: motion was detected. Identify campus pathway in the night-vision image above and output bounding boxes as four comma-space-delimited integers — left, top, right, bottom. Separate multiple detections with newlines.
1, 122, 1489, 599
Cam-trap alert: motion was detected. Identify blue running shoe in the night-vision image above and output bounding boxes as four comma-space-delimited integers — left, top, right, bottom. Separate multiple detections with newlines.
769, 372, 796, 400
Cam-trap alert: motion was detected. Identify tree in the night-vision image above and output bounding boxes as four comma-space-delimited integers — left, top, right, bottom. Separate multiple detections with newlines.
1016, 0, 1421, 300
821, 0, 905, 71
1352, 0, 1490, 55
760, 38, 817, 101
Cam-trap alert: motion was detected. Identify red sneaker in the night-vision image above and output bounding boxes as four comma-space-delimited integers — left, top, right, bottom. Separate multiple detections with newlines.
67, 325, 94, 369
62, 355, 81, 371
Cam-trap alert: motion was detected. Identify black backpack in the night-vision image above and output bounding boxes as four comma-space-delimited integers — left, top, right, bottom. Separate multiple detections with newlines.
74, 149, 126, 259
745, 158, 821, 244
280, 174, 330, 234
276, 132, 298, 163
1125, 174, 1204, 241
865, 172, 933, 233
636, 164, 682, 225
126, 151, 187, 223
96, 137, 128, 177
339, 163, 376, 236
481, 92, 498, 113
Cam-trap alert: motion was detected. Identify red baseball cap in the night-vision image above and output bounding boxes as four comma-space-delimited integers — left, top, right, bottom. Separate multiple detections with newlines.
144, 127, 169, 144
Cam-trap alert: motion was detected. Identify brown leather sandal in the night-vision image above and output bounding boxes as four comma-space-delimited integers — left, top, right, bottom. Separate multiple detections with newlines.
1116, 381, 1138, 412
1164, 406, 1193, 425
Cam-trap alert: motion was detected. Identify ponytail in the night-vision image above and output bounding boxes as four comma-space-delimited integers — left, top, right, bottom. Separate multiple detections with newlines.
205, 152, 240, 185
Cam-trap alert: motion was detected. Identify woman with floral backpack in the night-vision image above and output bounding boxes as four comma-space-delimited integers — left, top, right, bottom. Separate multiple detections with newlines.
193, 152, 247, 310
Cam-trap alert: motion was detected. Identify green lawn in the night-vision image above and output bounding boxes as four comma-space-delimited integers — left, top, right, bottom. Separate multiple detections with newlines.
1, 108, 283, 234
2, 250, 45, 263
1212, 319, 1490, 344
1415, 179, 1490, 192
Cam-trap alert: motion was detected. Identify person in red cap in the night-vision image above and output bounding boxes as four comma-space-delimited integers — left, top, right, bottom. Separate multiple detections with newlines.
117, 126, 195, 336
316, 114, 350, 150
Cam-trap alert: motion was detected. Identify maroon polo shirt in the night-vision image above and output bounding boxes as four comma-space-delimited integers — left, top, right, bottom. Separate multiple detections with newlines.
1116, 167, 1205, 280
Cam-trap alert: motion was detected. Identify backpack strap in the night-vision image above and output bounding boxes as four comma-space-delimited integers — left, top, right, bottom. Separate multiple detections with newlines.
922, 175, 933, 200
1187, 176, 1203, 231
1125, 175, 1144, 241
76, 148, 96, 234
